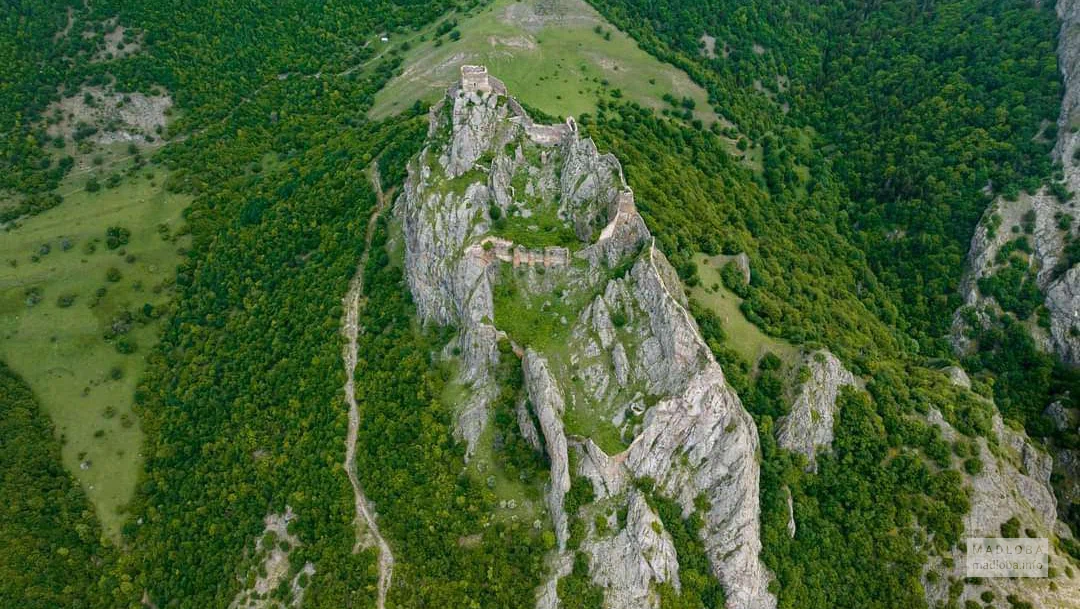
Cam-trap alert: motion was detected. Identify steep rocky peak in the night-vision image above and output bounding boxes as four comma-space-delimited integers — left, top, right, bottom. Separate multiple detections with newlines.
428, 65, 630, 242
396, 66, 775, 609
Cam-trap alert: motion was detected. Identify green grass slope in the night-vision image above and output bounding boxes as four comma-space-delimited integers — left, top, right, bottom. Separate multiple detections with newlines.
371, 0, 716, 123
690, 253, 799, 367
0, 172, 190, 537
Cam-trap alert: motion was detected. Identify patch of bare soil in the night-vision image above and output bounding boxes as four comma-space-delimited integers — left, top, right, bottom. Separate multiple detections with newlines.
96, 25, 142, 61
394, 51, 471, 91
591, 55, 623, 72
700, 34, 717, 59
500, 0, 600, 33
489, 34, 538, 51
54, 7, 75, 42
84, 18, 143, 62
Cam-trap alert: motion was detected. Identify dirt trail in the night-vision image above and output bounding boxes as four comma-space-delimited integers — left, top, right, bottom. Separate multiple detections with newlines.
341, 164, 395, 609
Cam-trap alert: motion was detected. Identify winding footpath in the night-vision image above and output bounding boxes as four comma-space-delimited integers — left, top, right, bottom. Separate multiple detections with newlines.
341, 165, 394, 609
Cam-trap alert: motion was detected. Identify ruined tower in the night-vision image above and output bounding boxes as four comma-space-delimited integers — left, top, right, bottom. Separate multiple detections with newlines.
460, 65, 492, 94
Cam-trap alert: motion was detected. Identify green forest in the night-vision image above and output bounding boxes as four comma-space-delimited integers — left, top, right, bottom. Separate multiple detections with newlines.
0, 362, 116, 608
1, 0, 1079, 608
586, 0, 1079, 432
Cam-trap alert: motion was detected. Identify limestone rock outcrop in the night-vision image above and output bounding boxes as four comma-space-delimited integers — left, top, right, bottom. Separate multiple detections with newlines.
947, 5, 1080, 581
951, 190, 1080, 363
1046, 267, 1080, 362
775, 350, 857, 469
944, 365, 971, 389
523, 350, 572, 549
922, 407, 1080, 607
1045, 399, 1080, 539
1054, 443, 1080, 531
396, 66, 774, 609
582, 490, 682, 609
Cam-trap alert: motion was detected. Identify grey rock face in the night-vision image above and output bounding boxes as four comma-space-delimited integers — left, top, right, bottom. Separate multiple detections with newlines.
622, 364, 772, 609
523, 349, 572, 550
944, 365, 971, 389
1045, 400, 1076, 432
923, 406, 1079, 607
1054, 0, 1080, 172
1053, 444, 1080, 528
446, 91, 508, 178
784, 487, 796, 539
1046, 266, 1080, 363
1044, 399, 1080, 522
396, 67, 774, 609
583, 490, 681, 609
994, 415, 1057, 529
927, 408, 1057, 534
517, 396, 544, 451
776, 350, 857, 469
951, 191, 1080, 360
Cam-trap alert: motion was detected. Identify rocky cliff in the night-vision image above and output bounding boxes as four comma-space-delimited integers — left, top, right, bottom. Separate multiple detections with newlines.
952, 0, 1080, 363
775, 350, 857, 470
396, 67, 775, 609
921, 373, 1080, 607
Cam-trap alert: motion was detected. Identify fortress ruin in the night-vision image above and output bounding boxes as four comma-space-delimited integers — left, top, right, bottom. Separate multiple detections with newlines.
460, 65, 492, 94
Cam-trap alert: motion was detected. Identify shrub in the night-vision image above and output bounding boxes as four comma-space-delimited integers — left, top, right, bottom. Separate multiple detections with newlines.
115, 337, 137, 354
106, 226, 131, 249
1000, 516, 1020, 538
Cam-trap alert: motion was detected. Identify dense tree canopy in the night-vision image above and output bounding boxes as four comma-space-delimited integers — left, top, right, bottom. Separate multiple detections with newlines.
0, 362, 115, 608
588, 0, 1060, 346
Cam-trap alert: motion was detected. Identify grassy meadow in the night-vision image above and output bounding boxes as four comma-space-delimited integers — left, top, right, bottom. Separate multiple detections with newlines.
690, 253, 799, 367
0, 168, 190, 538
371, 0, 717, 124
